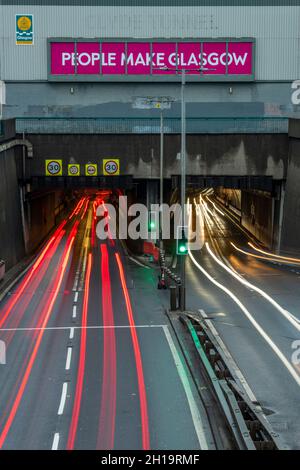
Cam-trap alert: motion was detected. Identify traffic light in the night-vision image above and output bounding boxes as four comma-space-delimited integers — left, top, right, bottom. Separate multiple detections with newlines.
148, 211, 157, 231
176, 226, 188, 255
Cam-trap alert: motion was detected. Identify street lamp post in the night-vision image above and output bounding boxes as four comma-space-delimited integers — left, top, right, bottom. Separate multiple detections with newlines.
159, 108, 164, 249
132, 96, 174, 249
134, 66, 214, 311
180, 69, 186, 310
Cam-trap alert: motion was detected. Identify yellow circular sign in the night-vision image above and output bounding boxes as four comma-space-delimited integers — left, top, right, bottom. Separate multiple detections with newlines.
17, 16, 31, 31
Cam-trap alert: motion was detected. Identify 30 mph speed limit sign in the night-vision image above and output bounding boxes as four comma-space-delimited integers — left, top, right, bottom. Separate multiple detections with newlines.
103, 159, 120, 176
45, 159, 62, 176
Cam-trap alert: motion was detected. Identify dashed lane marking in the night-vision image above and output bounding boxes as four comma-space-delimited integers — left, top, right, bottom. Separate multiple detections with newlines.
51, 433, 60, 450
65, 347, 72, 370
58, 383, 68, 415
0, 324, 168, 332
72, 306, 77, 319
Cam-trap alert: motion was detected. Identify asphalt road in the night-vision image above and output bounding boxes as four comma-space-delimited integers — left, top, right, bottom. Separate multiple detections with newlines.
186, 195, 300, 449
0, 195, 213, 450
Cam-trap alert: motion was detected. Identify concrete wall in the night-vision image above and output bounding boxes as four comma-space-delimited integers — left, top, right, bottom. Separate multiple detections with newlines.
0, 146, 25, 270
281, 136, 300, 254
241, 190, 274, 249
215, 187, 275, 248
24, 132, 288, 180
3, 81, 296, 122
26, 189, 67, 253
0, 119, 72, 271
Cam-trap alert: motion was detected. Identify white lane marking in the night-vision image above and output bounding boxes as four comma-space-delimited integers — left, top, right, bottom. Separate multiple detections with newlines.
128, 255, 151, 269
0, 324, 167, 332
58, 382, 68, 415
205, 243, 300, 333
51, 433, 60, 450
74, 292, 78, 303
188, 248, 300, 387
162, 325, 209, 450
69, 327, 75, 339
289, 312, 300, 324
72, 305, 77, 319
65, 347, 72, 370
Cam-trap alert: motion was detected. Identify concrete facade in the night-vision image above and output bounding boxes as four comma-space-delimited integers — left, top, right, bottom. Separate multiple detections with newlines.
0, 122, 25, 270
24, 132, 288, 180
1, 2, 300, 124
281, 120, 300, 254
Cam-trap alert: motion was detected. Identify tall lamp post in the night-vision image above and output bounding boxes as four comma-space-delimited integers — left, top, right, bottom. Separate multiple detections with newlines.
132, 96, 174, 249
155, 66, 214, 311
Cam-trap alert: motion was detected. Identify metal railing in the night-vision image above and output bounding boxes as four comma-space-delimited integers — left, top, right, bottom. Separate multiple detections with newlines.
181, 313, 286, 450
16, 116, 288, 135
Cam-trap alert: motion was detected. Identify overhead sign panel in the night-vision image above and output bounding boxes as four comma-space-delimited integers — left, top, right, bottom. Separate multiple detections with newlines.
48, 39, 254, 81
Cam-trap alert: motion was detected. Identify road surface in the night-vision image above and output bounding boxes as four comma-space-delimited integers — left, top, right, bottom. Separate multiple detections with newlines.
186, 194, 300, 449
0, 195, 212, 450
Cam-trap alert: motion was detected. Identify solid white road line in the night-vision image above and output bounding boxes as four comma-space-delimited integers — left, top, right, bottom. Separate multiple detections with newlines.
188, 248, 300, 388
0, 324, 167, 332
162, 325, 209, 450
65, 347, 72, 370
58, 382, 68, 415
51, 433, 60, 450
74, 292, 78, 303
72, 305, 77, 319
128, 255, 151, 269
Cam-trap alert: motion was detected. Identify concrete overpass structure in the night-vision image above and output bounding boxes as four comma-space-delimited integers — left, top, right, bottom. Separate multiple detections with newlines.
0, 115, 298, 269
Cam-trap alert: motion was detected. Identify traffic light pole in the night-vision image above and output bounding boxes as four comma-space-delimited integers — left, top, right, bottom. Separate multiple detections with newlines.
180, 69, 186, 312
160, 109, 164, 250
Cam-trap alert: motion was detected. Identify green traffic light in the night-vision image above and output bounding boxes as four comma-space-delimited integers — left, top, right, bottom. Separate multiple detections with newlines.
149, 221, 156, 229
179, 244, 187, 253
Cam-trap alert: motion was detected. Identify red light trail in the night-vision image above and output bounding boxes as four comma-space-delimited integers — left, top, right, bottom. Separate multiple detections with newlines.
67, 252, 92, 450
0, 219, 67, 329
115, 253, 150, 450
0, 224, 77, 448
97, 244, 117, 449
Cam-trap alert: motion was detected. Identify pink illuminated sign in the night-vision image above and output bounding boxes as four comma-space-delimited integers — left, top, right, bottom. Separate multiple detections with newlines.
49, 39, 254, 80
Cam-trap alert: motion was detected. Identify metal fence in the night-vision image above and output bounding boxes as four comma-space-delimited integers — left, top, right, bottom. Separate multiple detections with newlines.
16, 116, 288, 134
